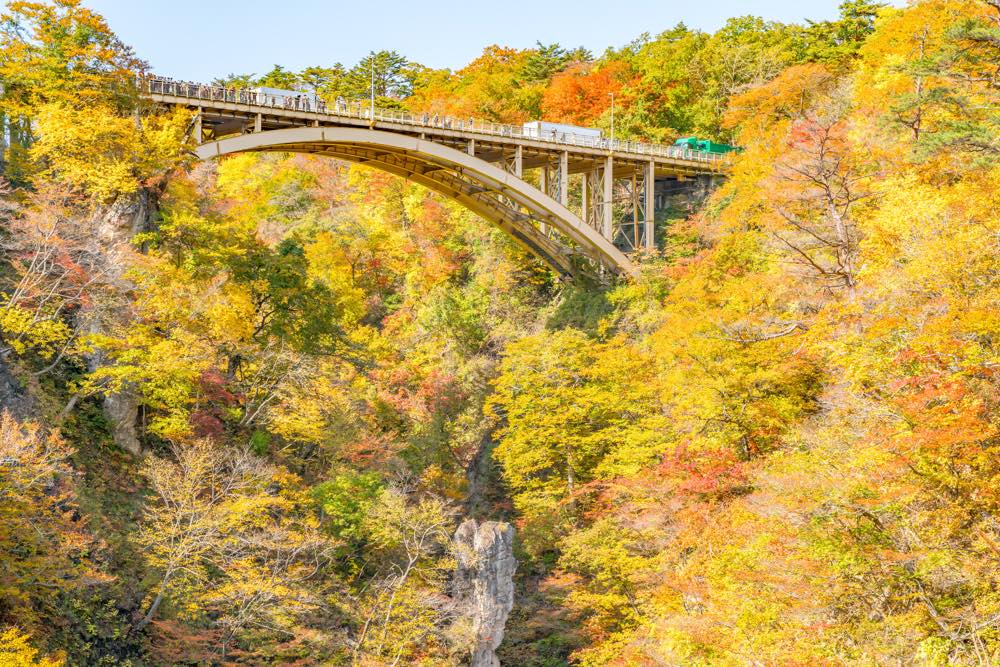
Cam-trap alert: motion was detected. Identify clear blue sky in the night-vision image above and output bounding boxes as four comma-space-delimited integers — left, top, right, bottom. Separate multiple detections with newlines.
86, 0, 858, 81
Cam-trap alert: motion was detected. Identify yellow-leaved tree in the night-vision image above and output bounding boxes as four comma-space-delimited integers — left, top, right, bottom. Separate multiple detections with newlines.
136, 439, 333, 651
0, 627, 63, 667
489, 328, 668, 556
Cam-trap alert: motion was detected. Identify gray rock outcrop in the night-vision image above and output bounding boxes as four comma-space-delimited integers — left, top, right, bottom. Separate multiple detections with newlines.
0, 356, 33, 419
81, 191, 155, 456
453, 519, 516, 667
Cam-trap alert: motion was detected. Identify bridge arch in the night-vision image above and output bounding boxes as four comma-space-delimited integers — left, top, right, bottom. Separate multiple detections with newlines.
194, 127, 637, 277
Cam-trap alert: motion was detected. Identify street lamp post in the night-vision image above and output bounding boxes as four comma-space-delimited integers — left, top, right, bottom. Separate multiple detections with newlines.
370, 57, 376, 124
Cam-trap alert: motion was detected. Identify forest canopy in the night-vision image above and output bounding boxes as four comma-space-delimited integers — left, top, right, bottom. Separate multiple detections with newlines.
0, 0, 997, 665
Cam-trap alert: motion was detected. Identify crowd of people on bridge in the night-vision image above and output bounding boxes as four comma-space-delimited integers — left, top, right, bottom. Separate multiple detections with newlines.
148, 76, 498, 131
147, 77, 330, 112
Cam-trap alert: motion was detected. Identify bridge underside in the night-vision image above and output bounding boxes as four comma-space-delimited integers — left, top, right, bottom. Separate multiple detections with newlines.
195, 127, 638, 277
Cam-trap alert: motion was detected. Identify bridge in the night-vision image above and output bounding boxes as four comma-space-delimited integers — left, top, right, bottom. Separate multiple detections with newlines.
143, 77, 729, 277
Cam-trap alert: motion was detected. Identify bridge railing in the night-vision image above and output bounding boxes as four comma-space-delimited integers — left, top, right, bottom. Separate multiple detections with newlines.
144, 77, 728, 165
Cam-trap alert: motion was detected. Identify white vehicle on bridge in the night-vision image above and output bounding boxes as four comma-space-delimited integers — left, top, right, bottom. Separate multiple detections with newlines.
522, 120, 602, 141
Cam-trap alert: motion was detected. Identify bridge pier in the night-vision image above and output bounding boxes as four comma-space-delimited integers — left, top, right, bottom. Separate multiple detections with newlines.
559, 151, 569, 207
644, 160, 655, 250
193, 108, 203, 143
581, 158, 613, 239
602, 155, 613, 238
536, 154, 569, 240
497, 146, 523, 179
503, 153, 665, 255
575, 158, 660, 253
615, 161, 655, 252
534, 153, 569, 207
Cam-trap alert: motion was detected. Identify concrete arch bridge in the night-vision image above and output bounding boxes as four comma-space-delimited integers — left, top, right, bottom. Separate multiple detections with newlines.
143, 77, 729, 278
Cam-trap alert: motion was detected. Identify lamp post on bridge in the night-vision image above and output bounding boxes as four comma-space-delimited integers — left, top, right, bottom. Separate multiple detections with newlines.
370, 58, 376, 128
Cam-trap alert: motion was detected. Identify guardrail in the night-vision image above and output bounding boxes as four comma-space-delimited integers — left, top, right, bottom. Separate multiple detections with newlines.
143, 77, 727, 165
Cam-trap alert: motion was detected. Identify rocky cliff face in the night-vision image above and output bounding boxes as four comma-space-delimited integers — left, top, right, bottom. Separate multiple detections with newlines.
453, 519, 517, 667
0, 356, 33, 419
83, 190, 156, 457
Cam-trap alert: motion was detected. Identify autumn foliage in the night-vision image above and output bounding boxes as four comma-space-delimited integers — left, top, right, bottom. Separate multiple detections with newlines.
0, 0, 998, 665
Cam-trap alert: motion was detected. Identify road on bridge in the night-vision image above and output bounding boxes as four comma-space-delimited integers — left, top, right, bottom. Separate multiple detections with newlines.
143, 77, 729, 277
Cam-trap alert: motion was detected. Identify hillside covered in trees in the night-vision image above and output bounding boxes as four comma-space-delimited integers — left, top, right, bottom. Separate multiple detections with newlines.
0, 0, 998, 664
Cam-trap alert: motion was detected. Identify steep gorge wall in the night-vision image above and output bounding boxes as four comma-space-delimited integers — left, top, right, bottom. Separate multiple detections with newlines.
454, 519, 517, 667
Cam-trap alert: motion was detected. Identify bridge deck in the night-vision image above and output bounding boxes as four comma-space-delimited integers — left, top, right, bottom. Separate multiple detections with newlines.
145, 77, 732, 277
143, 78, 729, 178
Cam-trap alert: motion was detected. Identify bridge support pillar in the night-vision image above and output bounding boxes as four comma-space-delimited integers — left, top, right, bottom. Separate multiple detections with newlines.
193, 107, 202, 143
644, 160, 655, 250
630, 171, 641, 250
254, 113, 262, 133
583, 167, 600, 231
559, 151, 569, 207
468, 138, 475, 157
539, 156, 562, 203
500, 147, 522, 179
602, 156, 613, 239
